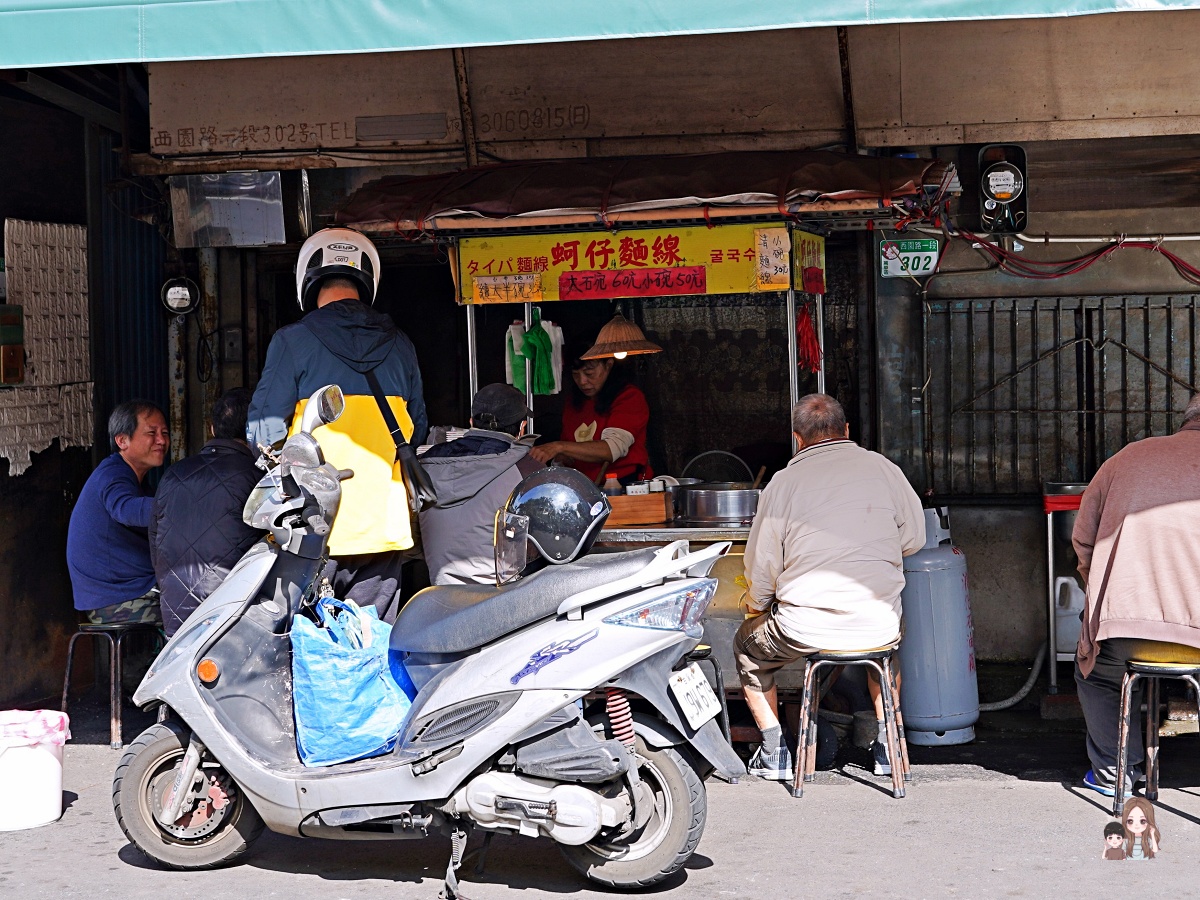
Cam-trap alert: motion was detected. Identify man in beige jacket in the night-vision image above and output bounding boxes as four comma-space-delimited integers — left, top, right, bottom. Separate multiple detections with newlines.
1074, 393, 1200, 797
736, 394, 926, 780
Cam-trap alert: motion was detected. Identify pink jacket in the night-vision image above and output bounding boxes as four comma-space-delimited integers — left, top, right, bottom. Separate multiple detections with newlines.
1074, 421, 1200, 677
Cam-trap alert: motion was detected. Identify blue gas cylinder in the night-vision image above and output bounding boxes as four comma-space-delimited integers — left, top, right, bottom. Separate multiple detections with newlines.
897, 508, 979, 746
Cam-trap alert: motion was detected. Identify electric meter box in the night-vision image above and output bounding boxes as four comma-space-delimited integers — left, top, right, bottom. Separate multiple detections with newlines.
976, 144, 1028, 235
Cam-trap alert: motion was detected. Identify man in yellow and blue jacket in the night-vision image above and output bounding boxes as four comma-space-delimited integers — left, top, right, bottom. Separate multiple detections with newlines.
248, 227, 427, 621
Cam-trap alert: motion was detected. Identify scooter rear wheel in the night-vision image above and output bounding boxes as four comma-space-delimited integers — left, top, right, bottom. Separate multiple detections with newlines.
113, 722, 264, 870
560, 739, 706, 889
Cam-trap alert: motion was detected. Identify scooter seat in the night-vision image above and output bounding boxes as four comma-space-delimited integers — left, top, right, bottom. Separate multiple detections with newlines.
391, 548, 660, 654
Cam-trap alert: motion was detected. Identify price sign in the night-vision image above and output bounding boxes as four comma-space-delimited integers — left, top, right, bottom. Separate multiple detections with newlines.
880, 238, 939, 278
754, 227, 790, 289
472, 273, 544, 304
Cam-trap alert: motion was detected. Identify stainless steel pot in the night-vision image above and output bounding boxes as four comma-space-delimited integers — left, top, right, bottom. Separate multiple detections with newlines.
664, 477, 702, 517
678, 482, 759, 524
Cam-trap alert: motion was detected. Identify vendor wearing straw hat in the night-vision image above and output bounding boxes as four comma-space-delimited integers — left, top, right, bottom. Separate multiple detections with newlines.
529, 314, 658, 485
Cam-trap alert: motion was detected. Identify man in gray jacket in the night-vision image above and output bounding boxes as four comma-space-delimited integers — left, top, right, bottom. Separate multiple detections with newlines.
419, 384, 542, 585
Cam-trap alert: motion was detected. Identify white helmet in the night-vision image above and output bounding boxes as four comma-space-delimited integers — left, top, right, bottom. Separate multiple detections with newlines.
295, 227, 381, 312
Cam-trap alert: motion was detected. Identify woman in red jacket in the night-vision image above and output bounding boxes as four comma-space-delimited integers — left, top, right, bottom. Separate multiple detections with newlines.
530, 351, 652, 484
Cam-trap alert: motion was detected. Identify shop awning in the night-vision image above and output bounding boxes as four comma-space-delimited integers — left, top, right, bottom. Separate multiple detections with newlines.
4, 0, 1200, 69
335, 150, 954, 235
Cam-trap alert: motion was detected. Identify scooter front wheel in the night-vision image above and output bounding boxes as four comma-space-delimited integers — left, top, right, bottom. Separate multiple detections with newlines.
113, 722, 264, 870
559, 739, 706, 889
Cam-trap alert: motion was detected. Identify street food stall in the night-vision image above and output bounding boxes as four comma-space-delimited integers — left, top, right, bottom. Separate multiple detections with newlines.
336, 149, 956, 693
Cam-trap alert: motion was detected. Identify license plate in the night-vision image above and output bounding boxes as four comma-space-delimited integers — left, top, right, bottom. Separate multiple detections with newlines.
669, 663, 721, 730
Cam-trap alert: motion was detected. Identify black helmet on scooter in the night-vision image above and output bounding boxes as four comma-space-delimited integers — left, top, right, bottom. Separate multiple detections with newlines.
495, 467, 610, 581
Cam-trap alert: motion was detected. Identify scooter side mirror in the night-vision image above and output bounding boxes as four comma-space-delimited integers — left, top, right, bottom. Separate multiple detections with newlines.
297, 384, 345, 434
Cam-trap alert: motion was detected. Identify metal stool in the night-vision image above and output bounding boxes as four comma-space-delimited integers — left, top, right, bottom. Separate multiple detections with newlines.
792, 641, 910, 799
1113, 658, 1200, 815
686, 644, 730, 744
61, 622, 163, 749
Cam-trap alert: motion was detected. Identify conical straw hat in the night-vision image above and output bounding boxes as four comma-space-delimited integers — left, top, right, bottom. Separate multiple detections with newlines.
580, 314, 662, 359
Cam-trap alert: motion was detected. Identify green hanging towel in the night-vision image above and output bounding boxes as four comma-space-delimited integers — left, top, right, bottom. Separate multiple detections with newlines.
520, 310, 557, 395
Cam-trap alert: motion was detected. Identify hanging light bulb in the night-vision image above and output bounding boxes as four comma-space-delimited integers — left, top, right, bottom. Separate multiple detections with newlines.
580, 314, 662, 360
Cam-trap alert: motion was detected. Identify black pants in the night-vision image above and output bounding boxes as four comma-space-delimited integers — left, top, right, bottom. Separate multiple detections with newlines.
331, 552, 408, 624
1075, 638, 1145, 788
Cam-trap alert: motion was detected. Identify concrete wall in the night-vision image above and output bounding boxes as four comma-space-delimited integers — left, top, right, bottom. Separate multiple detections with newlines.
947, 506, 1048, 662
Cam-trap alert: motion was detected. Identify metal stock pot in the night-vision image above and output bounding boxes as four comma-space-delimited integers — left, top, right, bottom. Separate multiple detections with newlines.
677, 482, 759, 525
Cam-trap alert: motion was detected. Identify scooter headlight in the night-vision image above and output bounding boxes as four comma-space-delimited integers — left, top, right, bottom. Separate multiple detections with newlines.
603, 579, 717, 637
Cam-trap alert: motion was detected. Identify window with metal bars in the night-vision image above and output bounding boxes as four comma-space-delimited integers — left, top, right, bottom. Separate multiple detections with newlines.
923, 295, 1200, 498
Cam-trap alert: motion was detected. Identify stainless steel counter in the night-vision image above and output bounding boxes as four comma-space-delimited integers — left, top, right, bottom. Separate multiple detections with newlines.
597, 524, 751, 543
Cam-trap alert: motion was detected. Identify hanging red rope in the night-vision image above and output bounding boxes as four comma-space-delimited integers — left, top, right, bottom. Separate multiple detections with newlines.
796, 302, 823, 374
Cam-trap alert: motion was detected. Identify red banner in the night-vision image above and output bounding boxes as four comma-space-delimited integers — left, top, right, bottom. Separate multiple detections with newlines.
558, 266, 706, 300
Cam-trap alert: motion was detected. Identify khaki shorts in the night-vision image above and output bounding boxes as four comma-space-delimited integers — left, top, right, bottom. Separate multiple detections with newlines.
734, 607, 817, 693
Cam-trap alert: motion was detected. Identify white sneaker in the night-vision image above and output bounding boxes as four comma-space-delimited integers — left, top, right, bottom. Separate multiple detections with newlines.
748, 745, 795, 781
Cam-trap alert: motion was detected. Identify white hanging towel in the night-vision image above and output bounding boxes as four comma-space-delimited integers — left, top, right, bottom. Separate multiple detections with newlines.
542, 319, 564, 394
505, 322, 526, 387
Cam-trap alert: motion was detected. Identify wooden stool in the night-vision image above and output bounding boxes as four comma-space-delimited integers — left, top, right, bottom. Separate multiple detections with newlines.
1113, 658, 1200, 815
61, 622, 163, 748
792, 641, 910, 799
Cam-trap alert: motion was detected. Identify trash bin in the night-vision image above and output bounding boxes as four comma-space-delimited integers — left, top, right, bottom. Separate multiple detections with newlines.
0, 710, 70, 831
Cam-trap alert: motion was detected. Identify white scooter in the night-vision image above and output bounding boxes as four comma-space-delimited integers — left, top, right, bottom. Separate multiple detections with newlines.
113, 385, 744, 896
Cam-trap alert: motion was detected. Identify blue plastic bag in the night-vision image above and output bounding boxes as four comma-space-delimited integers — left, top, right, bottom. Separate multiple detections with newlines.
291, 596, 417, 767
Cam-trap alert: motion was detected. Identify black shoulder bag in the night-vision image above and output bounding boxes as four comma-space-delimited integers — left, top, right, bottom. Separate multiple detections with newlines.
363, 368, 438, 514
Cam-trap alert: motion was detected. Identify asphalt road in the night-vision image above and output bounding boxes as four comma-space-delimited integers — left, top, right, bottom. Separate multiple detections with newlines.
3, 719, 1200, 899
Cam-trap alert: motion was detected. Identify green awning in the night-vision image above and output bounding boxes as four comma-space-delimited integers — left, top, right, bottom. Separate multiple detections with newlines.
5, 0, 1200, 69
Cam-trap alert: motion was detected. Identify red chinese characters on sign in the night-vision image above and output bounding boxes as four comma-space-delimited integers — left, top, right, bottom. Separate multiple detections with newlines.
619, 236, 649, 268
652, 235, 683, 266
558, 267, 706, 300
551, 240, 580, 270
585, 238, 614, 269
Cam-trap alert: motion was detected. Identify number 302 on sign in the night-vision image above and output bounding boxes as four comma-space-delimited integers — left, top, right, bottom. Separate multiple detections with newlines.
880, 238, 939, 278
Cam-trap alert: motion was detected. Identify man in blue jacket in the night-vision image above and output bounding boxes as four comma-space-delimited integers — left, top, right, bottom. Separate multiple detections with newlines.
248, 228, 427, 622
150, 388, 263, 637
67, 400, 169, 626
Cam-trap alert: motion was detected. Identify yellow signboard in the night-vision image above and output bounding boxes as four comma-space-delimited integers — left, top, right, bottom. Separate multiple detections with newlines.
455, 223, 790, 304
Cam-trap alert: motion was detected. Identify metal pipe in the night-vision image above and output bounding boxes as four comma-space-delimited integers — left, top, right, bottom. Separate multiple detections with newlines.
814, 292, 826, 395
465, 303, 479, 402
198, 248, 220, 451
1046, 512, 1059, 693
786, 286, 799, 454
1017, 232, 1200, 244
912, 225, 1200, 244
523, 302, 534, 434
167, 314, 188, 464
